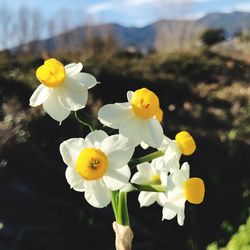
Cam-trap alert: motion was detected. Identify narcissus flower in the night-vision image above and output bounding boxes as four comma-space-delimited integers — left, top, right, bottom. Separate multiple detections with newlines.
59, 130, 134, 208
159, 131, 196, 173
131, 157, 168, 207
98, 88, 164, 148
162, 162, 205, 226
29, 58, 98, 123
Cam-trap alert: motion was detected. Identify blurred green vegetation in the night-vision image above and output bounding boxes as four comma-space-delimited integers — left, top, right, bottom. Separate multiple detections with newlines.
200, 28, 226, 47
207, 216, 250, 250
0, 47, 249, 250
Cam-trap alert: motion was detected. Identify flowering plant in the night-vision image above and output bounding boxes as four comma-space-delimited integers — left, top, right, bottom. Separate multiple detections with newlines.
30, 58, 205, 250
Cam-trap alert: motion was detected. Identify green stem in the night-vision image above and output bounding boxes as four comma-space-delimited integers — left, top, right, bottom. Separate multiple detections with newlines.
74, 111, 95, 132
129, 150, 164, 166
133, 184, 166, 192
117, 191, 124, 225
111, 191, 119, 221
122, 192, 130, 226
116, 191, 130, 226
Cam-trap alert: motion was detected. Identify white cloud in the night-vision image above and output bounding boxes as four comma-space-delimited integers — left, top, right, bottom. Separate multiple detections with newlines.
183, 11, 206, 19
232, 2, 250, 12
86, 0, 216, 15
129, 0, 215, 7
85, 0, 214, 26
221, 1, 250, 13
86, 0, 153, 14
126, 0, 154, 6
86, 1, 116, 14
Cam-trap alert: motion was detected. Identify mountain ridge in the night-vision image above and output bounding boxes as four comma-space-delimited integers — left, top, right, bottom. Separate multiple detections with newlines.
16, 11, 250, 53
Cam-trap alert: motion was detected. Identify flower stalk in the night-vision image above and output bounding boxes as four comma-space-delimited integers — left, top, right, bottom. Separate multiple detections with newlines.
133, 184, 166, 192
129, 150, 164, 166
117, 192, 130, 226
74, 111, 95, 132
111, 191, 119, 221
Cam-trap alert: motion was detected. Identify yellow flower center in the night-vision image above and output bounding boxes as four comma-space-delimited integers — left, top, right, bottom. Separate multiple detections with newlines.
36, 58, 66, 88
131, 88, 162, 120
76, 148, 108, 181
175, 131, 196, 156
150, 175, 161, 185
184, 177, 205, 204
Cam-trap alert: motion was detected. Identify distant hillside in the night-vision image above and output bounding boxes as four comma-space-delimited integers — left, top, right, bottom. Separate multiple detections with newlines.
198, 11, 250, 35
14, 11, 250, 53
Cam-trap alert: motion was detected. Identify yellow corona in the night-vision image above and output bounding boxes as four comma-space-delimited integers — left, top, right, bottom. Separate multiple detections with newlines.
150, 175, 161, 185
76, 148, 108, 180
175, 131, 196, 155
184, 177, 205, 204
131, 88, 162, 120
36, 58, 66, 87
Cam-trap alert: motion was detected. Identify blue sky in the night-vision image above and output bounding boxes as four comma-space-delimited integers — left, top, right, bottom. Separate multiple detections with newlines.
1, 0, 250, 27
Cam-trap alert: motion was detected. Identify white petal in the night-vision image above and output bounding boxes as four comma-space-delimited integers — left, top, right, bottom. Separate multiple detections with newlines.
65, 167, 85, 192
71, 73, 98, 89
166, 174, 176, 191
162, 139, 181, 174
157, 193, 168, 206
160, 172, 169, 186
172, 170, 186, 187
84, 180, 111, 208
143, 118, 163, 148
131, 163, 153, 184
167, 189, 185, 206
120, 115, 145, 146
101, 134, 133, 155
151, 156, 166, 172
29, 84, 51, 107
43, 92, 70, 122
60, 138, 87, 168
56, 79, 88, 111
159, 136, 179, 152
127, 91, 133, 102
171, 140, 182, 154
131, 172, 152, 185
138, 192, 158, 207
181, 162, 190, 180
131, 172, 149, 185
98, 103, 132, 129
100, 134, 134, 169
177, 205, 185, 226
164, 152, 180, 174
85, 130, 108, 148
140, 141, 149, 149
65, 62, 83, 76
162, 203, 178, 220
159, 136, 172, 150
103, 165, 131, 191
163, 142, 181, 160
136, 162, 153, 177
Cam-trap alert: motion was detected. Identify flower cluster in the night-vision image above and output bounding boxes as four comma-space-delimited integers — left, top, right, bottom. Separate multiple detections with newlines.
30, 58, 205, 227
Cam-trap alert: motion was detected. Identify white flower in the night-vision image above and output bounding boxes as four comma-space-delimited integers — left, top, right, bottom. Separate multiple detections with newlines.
131, 157, 169, 207
162, 162, 205, 226
59, 130, 134, 208
29, 58, 98, 123
98, 88, 164, 148
159, 131, 196, 173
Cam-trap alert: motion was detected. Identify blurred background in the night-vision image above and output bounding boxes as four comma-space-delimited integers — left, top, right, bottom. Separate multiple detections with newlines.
0, 0, 250, 249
